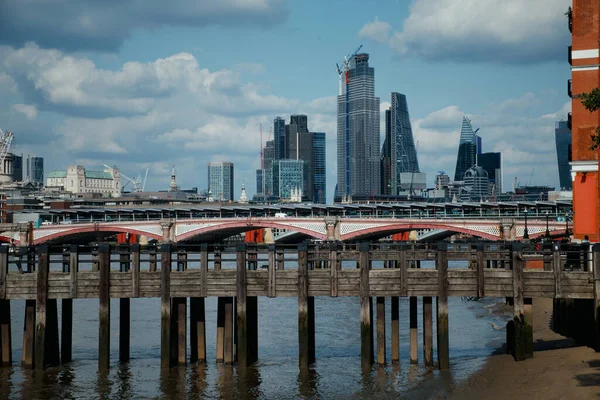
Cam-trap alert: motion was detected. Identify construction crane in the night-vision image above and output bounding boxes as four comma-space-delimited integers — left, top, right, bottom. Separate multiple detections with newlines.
335, 44, 363, 198
104, 164, 148, 192
0, 128, 14, 170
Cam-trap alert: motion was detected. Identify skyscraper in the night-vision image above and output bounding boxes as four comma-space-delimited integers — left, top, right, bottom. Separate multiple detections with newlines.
208, 162, 234, 202
454, 117, 479, 181
390, 92, 420, 194
380, 109, 392, 195
312, 132, 326, 203
478, 152, 503, 194
337, 53, 380, 198
555, 120, 572, 190
12, 154, 22, 182
274, 117, 286, 160
29, 156, 44, 186
272, 159, 306, 201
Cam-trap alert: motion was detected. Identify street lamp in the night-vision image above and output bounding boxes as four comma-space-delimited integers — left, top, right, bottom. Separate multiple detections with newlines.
544, 210, 551, 241
523, 208, 529, 240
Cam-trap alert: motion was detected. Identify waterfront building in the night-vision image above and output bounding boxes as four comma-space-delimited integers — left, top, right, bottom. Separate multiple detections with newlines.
454, 117, 479, 181
272, 159, 306, 201
46, 165, 122, 197
478, 152, 503, 194
337, 53, 380, 198
208, 161, 234, 202
555, 120, 572, 190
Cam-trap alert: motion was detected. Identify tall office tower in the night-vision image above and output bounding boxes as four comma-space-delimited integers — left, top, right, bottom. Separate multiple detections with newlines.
555, 120, 572, 190
477, 135, 483, 155
380, 109, 392, 195
274, 117, 286, 160
272, 159, 306, 201
478, 152, 503, 194
389, 92, 420, 194
569, 1, 600, 240
290, 115, 309, 133
256, 140, 276, 196
337, 53, 380, 198
12, 154, 22, 182
454, 117, 479, 181
256, 169, 264, 196
208, 161, 234, 202
312, 132, 326, 203
30, 156, 44, 185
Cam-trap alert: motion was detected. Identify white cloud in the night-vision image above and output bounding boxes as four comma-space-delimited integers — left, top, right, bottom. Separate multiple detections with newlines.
359, 17, 392, 43
364, 0, 570, 64
11, 104, 37, 120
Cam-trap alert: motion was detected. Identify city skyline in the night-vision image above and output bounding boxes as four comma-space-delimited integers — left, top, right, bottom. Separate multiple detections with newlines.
0, 0, 571, 202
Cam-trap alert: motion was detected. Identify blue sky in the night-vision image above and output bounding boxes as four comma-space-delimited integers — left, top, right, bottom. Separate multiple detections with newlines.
0, 0, 572, 201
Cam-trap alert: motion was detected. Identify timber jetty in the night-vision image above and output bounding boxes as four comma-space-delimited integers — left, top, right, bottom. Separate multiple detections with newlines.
0, 241, 597, 371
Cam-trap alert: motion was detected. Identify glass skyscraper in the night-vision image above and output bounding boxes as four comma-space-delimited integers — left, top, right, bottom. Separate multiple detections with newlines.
478, 152, 502, 194
29, 156, 44, 186
274, 117, 286, 160
208, 161, 234, 202
337, 53, 380, 198
312, 132, 326, 203
555, 120, 572, 190
454, 117, 478, 181
272, 159, 306, 200
390, 92, 419, 194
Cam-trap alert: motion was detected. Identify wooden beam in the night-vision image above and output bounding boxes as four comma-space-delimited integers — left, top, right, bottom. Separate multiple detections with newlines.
160, 243, 172, 369
236, 243, 249, 367
423, 296, 433, 368
0, 299, 11, 366
34, 246, 49, 370
61, 299, 72, 364
268, 244, 276, 298
329, 242, 339, 297
298, 242, 314, 370
200, 243, 208, 298
476, 243, 485, 298
376, 296, 385, 365
436, 242, 449, 370
98, 244, 110, 372
189, 297, 206, 363
224, 297, 234, 365
391, 296, 399, 363
216, 297, 225, 363
359, 242, 373, 370
131, 244, 140, 298
21, 300, 35, 368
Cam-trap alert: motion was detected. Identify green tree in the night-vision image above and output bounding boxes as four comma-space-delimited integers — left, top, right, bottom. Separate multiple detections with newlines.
580, 87, 600, 150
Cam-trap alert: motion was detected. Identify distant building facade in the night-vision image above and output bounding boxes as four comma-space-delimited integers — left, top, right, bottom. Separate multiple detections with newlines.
29, 156, 44, 186
337, 53, 380, 199
454, 117, 478, 181
208, 161, 234, 202
272, 159, 306, 201
46, 165, 121, 197
555, 120, 572, 190
12, 154, 22, 182
478, 152, 503, 194
461, 166, 489, 201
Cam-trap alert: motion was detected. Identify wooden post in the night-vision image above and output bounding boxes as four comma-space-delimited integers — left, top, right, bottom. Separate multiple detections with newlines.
476, 243, 485, 298
176, 298, 186, 365
216, 297, 225, 363
22, 299, 35, 368
436, 242, 449, 370
46, 299, 60, 367
276, 248, 284, 270
98, 244, 110, 372
592, 244, 600, 351
214, 249, 222, 270
423, 296, 433, 368
409, 251, 418, 365
391, 295, 399, 363
34, 246, 49, 370
199, 243, 208, 298
376, 296, 385, 365
329, 242, 339, 297
149, 246, 157, 272
0, 246, 10, 366
247, 295, 258, 365
268, 244, 276, 298
223, 297, 234, 365
359, 242, 373, 370
400, 242, 408, 297
298, 242, 315, 370
511, 242, 528, 361
236, 243, 249, 367
190, 297, 206, 363
160, 243, 173, 369
131, 244, 140, 298
524, 297, 533, 359
61, 299, 72, 365
119, 245, 130, 363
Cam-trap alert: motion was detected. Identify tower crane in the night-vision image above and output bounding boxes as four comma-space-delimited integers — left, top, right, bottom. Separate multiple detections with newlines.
0, 128, 14, 170
335, 44, 362, 198
104, 164, 148, 192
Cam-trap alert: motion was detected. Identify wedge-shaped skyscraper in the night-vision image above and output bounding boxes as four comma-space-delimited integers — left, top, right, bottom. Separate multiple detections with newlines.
454, 117, 479, 181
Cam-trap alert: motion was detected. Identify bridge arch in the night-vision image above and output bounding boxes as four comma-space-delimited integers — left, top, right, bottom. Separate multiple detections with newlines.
343, 223, 500, 242
35, 225, 163, 244
176, 220, 327, 242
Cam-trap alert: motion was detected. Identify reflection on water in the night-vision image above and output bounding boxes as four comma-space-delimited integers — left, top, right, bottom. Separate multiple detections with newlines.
1, 260, 511, 398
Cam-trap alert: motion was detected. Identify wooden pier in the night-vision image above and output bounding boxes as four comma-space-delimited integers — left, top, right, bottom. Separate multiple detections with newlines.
0, 241, 598, 371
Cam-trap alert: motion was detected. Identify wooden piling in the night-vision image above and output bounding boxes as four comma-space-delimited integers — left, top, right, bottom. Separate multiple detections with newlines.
247, 296, 258, 365
0, 246, 10, 366
524, 297, 533, 359
177, 298, 187, 365
298, 242, 315, 370
35, 246, 49, 369
160, 243, 172, 369
476, 243, 485, 298
22, 299, 35, 368
268, 244, 276, 298
329, 242, 339, 297
423, 296, 433, 368
98, 244, 110, 372
592, 244, 600, 351
131, 244, 140, 298
410, 297, 418, 364
200, 243, 208, 298
391, 296, 399, 363
224, 297, 234, 365
190, 297, 206, 363
376, 296, 385, 365
216, 297, 225, 363
511, 242, 528, 361
46, 299, 60, 366
359, 242, 373, 370
119, 246, 130, 363
236, 243, 249, 367
436, 242, 449, 370
0, 299, 11, 366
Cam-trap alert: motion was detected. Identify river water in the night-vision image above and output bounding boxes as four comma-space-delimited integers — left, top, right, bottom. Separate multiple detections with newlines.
1, 259, 511, 399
